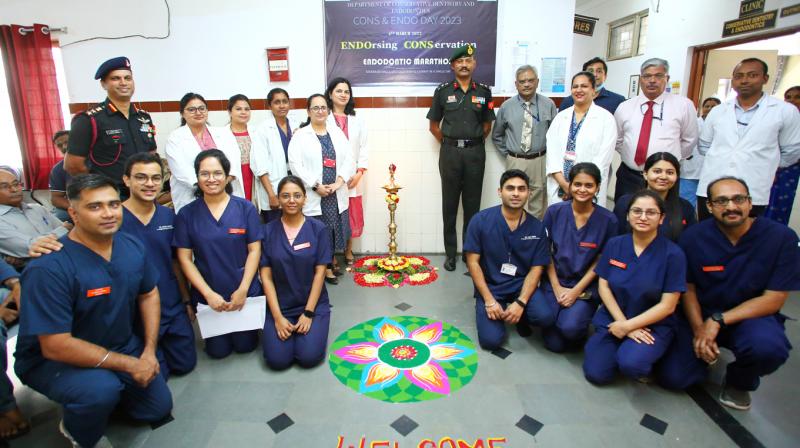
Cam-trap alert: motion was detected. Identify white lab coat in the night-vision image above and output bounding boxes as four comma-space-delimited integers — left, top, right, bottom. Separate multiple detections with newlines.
545, 104, 617, 207
680, 117, 705, 180
697, 95, 800, 204
250, 116, 295, 212
288, 124, 355, 216
165, 125, 246, 213
327, 114, 369, 197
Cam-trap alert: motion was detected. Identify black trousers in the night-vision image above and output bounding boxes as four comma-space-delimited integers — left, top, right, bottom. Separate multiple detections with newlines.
439, 143, 485, 258
614, 163, 647, 201
696, 197, 766, 220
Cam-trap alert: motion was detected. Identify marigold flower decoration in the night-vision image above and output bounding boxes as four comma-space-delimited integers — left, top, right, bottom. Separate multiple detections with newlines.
352, 255, 438, 288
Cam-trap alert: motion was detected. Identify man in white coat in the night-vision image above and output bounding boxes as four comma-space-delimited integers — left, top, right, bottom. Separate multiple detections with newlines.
696, 58, 800, 220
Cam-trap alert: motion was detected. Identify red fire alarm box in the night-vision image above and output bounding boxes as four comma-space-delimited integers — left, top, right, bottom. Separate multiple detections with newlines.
267, 47, 289, 82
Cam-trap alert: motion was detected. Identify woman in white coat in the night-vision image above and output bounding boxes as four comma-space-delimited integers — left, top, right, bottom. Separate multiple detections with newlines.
546, 72, 617, 208
326, 77, 368, 266
289, 94, 355, 284
251, 88, 295, 222
166, 92, 245, 212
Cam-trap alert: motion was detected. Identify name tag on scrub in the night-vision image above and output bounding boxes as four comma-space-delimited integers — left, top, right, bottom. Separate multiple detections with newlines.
294, 242, 311, 251
609, 259, 627, 269
579, 242, 597, 249
323, 158, 336, 168
87, 286, 111, 297
702, 265, 725, 272
228, 228, 246, 235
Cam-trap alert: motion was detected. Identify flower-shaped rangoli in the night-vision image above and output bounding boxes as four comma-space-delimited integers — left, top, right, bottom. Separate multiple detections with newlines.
329, 316, 478, 402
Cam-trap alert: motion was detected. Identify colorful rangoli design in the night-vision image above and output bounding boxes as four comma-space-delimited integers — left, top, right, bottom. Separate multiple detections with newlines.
329, 316, 478, 403
351, 255, 438, 288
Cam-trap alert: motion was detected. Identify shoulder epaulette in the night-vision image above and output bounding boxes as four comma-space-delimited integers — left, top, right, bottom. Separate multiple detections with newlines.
478, 82, 491, 90
434, 81, 450, 92
85, 105, 104, 116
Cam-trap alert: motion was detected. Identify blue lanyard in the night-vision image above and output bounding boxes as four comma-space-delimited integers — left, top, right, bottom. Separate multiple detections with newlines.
568, 110, 586, 143
521, 98, 540, 122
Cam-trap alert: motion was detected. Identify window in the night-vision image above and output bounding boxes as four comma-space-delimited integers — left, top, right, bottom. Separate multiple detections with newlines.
607, 10, 649, 61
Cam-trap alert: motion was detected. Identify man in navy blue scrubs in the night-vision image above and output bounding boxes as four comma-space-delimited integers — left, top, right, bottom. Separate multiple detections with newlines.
464, 169, 551, 350
657, 177, 800, 410
14, 174, 172, 447
121, 153, 197, 378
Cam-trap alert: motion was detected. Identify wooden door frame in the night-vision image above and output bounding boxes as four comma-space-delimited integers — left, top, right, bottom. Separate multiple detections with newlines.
687, 26, 800, 107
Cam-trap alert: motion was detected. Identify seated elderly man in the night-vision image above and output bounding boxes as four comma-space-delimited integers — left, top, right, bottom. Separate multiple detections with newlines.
0, 166, 69, 269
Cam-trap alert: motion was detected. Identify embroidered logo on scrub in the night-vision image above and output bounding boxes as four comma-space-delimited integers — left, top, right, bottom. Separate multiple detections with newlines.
156, 225, 173, 231
520, 235, 539, 241
87, 286, 111, 297
579, 242, 597, 248
228, 228, 246, 234
702, 265, 725, 272
609, 259, 627, 269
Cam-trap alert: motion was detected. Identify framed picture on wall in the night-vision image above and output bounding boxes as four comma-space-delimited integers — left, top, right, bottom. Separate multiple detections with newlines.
628, 75, 640, 98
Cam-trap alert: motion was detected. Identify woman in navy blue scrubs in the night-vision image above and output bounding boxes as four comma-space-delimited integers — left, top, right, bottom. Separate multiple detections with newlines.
174, 149, 263, 359
583, 190, 686, 384
613, 152, 696, 241
539, 163, 617, 352
260, 175, 331, 369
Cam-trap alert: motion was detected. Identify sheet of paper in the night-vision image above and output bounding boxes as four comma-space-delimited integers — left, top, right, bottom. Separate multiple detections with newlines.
196, 296, 266, 339
539, 57, 567, 94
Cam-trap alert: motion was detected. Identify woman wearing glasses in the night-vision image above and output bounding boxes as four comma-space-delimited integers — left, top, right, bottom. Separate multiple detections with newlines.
613, 152, 696, 241
326, 78, 369, 267
288, 94, 354, 285
545, 71, 616, 208
537, 163, 618, 353
260, 176, 332, 369
173, 150, 262, 359
251, 88, 296, 223
583, 190, 686, 385
165, 92, 245, 212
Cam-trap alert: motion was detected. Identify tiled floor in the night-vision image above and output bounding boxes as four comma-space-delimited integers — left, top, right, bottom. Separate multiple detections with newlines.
6, 255, 799, 447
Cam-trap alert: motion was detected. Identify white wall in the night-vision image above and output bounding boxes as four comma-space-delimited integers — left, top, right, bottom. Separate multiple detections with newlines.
574, 0, 800, 96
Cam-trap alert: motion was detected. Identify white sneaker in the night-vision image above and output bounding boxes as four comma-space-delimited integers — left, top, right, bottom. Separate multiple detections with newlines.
59, 419, 114, 448
719, 384, 752, 411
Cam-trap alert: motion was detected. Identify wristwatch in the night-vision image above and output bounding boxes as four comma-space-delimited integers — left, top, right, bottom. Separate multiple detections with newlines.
710, 312, 726, 329
303, 309, 315, 318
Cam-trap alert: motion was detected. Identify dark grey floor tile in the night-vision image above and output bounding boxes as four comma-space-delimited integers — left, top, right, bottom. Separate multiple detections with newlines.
266, 413, 294, 434
491, 347, 512, 359
515, 414, 544, 437
390, 415, 418, 437
640, 413, 668, 435
394, 302, 412, 311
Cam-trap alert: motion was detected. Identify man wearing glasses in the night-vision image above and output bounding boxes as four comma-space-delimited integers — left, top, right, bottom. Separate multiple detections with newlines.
695, 58, 800, 220
427, 44, 495, 272
613, 58, 698, 200
657, 177, 800, 411
558, 57, 626, 114
64, 57, 157, 198
0, 166, 68, 270
492, 65, 557, 219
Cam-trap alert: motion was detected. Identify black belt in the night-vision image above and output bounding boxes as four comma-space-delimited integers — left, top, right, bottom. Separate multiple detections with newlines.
442, 137, 483, 148
508, 150, 546, 160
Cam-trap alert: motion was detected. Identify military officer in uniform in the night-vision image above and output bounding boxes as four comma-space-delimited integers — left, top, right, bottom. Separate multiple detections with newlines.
427, 44, 495, 271
65, 57, 157, 197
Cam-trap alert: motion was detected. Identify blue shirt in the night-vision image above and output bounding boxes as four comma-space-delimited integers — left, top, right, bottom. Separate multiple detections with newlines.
121, 205, 183, 322
463, 206, 550, 299
48, 159, 71, 194
593, 234, 686, 327
0, 258, 17, 284
261, 218, 332, 317
678, 218, 800, 317
543, 201, 617, 289
613, 193, 697, 241
558, 87, 626, 114
15, 232, 158, 375
172, 195, 263, 304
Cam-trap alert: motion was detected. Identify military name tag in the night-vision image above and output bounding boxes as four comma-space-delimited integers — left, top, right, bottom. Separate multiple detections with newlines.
447, 95, 457, 103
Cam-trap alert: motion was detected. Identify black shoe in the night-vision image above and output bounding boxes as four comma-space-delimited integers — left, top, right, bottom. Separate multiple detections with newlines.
443, 257, 456, 271
325, 275, 339, 285
333, 266, 344, 277
516, 322, 533, 338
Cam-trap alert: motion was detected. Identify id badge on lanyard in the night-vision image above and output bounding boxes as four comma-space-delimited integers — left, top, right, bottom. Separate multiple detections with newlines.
500, 212, 524, 276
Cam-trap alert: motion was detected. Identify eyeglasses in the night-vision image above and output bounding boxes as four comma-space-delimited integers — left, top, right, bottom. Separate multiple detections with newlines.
131, 174, 163, 184
641, 73, 667, 81
185, 106, 208, 114
629, 207, 662, 218
310, 106, 328, 113
517, 78, 538, 85
709, 195, 750, 207
0, 181, 21, 191
279, 192, 304, 201
198, 171, 226, 180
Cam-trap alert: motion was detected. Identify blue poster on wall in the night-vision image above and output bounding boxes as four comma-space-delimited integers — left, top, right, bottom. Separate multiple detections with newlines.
324, 0, 498, 86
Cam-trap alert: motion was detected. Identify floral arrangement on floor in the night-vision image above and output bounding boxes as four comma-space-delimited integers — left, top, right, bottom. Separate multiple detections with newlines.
352, 255, 438, 288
